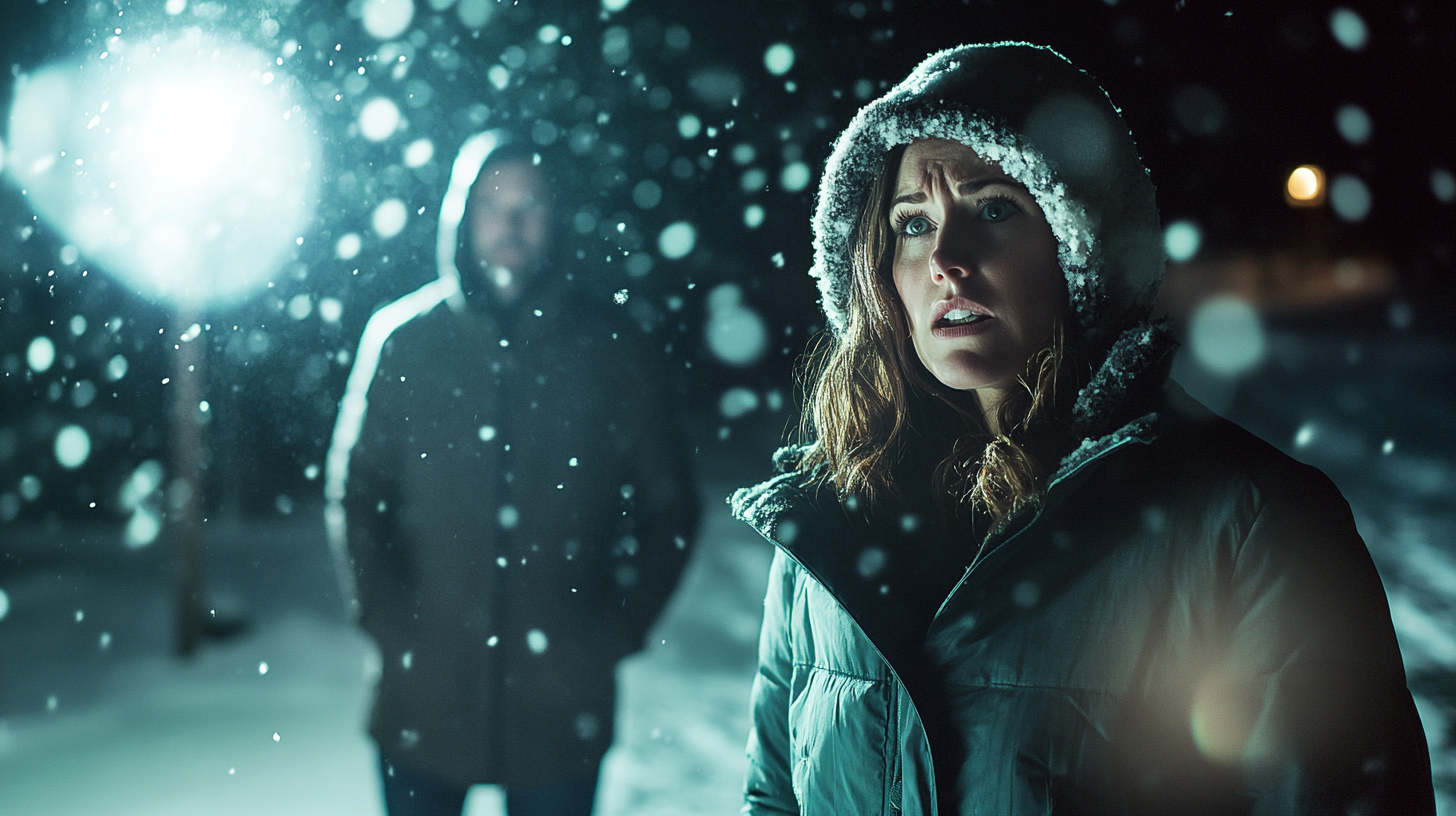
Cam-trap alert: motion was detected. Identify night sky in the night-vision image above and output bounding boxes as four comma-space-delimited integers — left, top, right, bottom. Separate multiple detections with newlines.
1, 0, 1452, 521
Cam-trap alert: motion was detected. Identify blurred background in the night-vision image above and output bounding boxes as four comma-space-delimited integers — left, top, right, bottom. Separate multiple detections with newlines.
0, 0, 1452, 813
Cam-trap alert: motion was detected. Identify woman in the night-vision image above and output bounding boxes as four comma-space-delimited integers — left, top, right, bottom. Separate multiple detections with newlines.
732, 43, 1433, 815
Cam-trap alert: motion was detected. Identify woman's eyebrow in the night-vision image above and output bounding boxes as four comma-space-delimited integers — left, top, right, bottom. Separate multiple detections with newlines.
956, 177, 1016, 195
890, 176, 1018, 208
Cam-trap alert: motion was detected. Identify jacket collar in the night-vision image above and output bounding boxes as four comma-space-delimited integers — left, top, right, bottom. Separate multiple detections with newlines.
730, 320, 1175, 543
730, 406, 1159, 616
728, 321, 1178, 644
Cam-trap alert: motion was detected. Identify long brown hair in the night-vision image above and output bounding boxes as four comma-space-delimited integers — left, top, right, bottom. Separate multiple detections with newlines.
798, 146, 1080, 530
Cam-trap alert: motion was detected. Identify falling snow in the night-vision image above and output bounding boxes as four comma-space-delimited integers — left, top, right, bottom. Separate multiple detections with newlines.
0, 1, 1451, 813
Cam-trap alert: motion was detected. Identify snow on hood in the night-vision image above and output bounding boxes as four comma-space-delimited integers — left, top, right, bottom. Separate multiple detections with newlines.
811, 42, 1164, 348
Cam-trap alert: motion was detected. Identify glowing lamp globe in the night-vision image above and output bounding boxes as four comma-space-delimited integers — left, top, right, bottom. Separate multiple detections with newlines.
4, 31, 317, 307
1284, 165, 1326, 208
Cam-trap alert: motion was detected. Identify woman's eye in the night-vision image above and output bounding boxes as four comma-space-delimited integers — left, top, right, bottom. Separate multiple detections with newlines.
980, 198, 1018, 222
901, 215, 932, 236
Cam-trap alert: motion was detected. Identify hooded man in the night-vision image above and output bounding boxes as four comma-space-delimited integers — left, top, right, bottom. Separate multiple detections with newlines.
332, 133, 700, 816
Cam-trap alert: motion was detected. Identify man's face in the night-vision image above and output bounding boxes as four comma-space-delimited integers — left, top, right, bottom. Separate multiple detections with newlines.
467, 161, 550, 300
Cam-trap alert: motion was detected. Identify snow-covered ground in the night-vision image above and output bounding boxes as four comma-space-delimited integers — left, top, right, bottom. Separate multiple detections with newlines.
0, 445, 778, 816
0, 517, 388, 816
0, 329, 1451, 815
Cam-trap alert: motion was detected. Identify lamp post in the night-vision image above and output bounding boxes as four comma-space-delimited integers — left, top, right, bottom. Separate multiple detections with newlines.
4, 28, 318, 655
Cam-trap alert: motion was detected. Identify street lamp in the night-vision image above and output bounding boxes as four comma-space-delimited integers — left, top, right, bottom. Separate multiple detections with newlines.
5, 28, 318, 654
1285, 164, 1326, 207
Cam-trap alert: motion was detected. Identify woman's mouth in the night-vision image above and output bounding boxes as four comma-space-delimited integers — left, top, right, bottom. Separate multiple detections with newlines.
938, 308, 988, 328
931, 306, 994, 337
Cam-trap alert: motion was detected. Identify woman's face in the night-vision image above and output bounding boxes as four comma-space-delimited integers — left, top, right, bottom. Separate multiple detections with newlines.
890, 139, 1065, 402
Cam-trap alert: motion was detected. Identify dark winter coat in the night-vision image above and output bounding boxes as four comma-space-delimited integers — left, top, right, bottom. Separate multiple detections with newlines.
732, 42, 1433, 815
343, 287, 699, 787
733, 382, 1433, 815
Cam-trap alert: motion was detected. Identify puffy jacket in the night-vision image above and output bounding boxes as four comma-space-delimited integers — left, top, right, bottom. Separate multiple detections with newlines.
732, 40, 1432, 814
733, 384, 1433, 815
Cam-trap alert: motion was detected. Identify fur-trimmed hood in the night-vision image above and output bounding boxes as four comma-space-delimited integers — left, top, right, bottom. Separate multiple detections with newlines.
733, 43, 1182, 525
812, 42, 1163, 345
810, 41, 1176, 442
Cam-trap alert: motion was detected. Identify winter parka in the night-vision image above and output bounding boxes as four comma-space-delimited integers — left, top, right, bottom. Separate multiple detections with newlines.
733, 383, 1433, 815
731, 42, 1433, 815
333, 133, 700, 788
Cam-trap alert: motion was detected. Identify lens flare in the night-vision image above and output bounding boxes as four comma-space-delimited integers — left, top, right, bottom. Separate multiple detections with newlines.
4, 33, 318, 307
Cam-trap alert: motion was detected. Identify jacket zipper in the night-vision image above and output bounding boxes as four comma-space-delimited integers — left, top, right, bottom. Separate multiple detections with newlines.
887, 681, 902, 811
930, 433, 1153, 623
758, 426, 1153, 813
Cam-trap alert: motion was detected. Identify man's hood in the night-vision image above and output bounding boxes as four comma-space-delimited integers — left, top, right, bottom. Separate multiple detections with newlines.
434, 129, 510, 313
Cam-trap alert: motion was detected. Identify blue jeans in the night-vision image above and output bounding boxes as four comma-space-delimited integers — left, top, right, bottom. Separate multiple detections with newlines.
379, 756, 599, 816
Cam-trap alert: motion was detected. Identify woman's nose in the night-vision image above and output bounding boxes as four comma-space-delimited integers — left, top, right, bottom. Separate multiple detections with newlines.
929, 217, 973, 282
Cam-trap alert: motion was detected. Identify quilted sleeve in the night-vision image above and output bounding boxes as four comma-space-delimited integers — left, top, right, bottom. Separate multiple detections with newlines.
744, 548, 801, 815
1226, 465, 1435, 815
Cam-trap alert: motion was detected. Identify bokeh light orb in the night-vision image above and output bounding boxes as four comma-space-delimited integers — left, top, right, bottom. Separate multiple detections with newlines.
781, 162, 811, 192
26, 336, 55, 373
1329, 7, 1369, 51
336, 232, 363, 260
54, 425, 92, 469
372, 199, 409, 239
1330, 174, 1372, 222
403, 138, 435, 167
1433, 168, 1456, 204
359, 97, 402, 142
361, 0, 416, 41
705, 283, 767, 367
456, 0, 494, 29
126, 509, 162, 549
744, 204, 765, 229
677, 114, 702, 140
105, 354, 129, 382
1163, 220, 1202, 263
764, 43, 796, 76
1189, 296, 1266, 376
658, 222, 697, 260
719, 387, 760, 419
1335, 103, 1372, 145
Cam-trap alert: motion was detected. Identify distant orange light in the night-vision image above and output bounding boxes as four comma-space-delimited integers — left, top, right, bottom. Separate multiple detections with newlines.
1285, 165, 1326, 206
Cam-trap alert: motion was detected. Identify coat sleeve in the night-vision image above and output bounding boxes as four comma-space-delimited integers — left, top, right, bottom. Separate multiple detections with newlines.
609, 337, 701, 645
342, 350, 416, 657
744, 548, 800, 815
1227, 466, 1434, 815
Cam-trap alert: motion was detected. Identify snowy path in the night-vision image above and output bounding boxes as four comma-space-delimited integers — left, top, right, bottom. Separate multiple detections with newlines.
597, 485, 773, 816
0, 464, 775, 815
0, 518, 384, 815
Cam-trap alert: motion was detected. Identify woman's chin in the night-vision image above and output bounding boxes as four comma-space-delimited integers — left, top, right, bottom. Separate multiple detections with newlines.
925, 359, 1013, 393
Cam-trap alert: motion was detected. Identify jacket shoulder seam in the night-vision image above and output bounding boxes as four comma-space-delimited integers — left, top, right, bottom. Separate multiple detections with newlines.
944, 679, 1120, 694
791, 662, 887, 683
